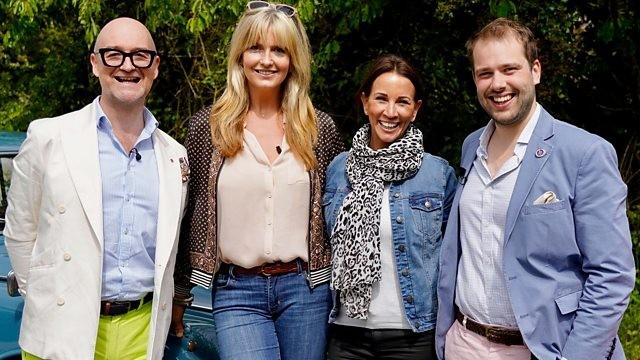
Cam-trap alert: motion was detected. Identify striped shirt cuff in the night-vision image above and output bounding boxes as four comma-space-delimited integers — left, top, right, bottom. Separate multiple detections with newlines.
190, 269, 214, 289
174, 284, 193, 299
308, 267, 331, 288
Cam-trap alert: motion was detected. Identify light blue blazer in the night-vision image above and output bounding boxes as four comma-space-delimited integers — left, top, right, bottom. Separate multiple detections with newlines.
435, 107, 635, 360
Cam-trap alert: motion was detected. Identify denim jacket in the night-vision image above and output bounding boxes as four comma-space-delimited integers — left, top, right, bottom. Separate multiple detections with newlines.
323, 151, 457, 332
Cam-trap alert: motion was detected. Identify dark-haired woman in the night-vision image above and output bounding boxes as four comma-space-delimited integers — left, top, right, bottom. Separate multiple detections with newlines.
323, 54, 457, 359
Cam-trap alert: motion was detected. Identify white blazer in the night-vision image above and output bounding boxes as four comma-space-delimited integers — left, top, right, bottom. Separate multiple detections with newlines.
4, 103, 188, 359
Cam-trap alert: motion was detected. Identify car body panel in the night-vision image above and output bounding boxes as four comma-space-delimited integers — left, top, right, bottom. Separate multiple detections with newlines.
0, 133, 25, 157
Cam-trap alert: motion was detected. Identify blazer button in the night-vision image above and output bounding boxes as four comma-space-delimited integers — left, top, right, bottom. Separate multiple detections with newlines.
396, 216, 404, 224
58, 206, 66, 214
63, 253, 71, 261
405, 295, 414, 304
57, 297, 65, 306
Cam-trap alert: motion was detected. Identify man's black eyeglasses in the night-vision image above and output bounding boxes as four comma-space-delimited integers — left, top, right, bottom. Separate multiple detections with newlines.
95, 48, 157, 69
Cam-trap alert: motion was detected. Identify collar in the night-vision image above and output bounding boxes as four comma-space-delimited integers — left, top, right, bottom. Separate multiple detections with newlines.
93, 96, 159, 137
477, 102, 541, 160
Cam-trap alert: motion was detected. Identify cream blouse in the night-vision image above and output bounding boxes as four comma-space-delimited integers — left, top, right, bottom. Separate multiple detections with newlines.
217, 129, 310, 268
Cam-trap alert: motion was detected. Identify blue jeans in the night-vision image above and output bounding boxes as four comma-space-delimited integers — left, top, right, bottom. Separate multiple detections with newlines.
212, 262, 332, 360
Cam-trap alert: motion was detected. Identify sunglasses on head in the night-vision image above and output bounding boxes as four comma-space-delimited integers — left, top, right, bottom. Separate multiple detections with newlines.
247, 1, 297, 17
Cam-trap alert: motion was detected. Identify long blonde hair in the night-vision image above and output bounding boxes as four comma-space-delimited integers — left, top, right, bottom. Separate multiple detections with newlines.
209, 7, 318, 169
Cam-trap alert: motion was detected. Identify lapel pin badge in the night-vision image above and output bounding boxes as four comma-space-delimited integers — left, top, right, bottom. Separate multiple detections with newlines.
179, 157, 190, 183
535, 148, 546, 158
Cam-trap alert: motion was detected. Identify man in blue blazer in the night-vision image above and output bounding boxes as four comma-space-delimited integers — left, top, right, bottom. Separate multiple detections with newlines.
436, 18, 635, 360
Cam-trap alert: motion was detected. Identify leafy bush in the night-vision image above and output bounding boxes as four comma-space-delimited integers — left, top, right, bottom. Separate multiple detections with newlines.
621, 206, 640, 359
1, 0, 639, 354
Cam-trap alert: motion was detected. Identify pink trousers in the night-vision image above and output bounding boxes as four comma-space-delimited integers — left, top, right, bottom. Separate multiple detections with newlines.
444, 320, 532, 360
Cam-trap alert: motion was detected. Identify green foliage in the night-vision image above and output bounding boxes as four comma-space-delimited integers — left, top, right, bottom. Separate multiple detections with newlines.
0, 3, 92, 130
3, 0, 636, 153
490, 0, 516, 18
620, 206, 640, 359
0, 0, 639, 355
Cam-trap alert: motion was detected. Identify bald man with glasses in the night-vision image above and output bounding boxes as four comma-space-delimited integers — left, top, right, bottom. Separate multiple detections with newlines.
4, 17, 188, 360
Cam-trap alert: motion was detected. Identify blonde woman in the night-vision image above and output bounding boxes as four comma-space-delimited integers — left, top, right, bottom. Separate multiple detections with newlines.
171, 2, 343, 359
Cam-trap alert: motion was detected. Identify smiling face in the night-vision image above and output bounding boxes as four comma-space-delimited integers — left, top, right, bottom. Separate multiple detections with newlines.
241, 30, 290, 94
90, 18, 159, 110
362, 72, 422, 150
472, 34, 541, 127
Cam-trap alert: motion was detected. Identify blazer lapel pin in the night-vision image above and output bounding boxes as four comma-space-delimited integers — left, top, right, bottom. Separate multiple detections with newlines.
535, 148, 547, 158
179, 157, 190, 183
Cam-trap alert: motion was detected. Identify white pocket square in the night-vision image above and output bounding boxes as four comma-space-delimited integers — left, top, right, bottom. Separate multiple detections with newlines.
533, 191, 559, 205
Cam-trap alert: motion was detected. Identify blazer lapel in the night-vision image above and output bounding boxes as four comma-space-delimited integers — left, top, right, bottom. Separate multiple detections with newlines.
451, 130, 482, 250
153, 132, 182, 268
61, 104, 104, 245
460, 134, 481, 184
504, 109, 555, 245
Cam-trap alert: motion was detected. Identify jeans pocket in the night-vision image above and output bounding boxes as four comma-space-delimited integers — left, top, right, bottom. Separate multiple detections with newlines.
214, 273, 233, 289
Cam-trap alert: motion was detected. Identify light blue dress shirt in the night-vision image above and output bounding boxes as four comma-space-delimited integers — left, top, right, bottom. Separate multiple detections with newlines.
95, 97, 159, 301
455, 104, 540, 327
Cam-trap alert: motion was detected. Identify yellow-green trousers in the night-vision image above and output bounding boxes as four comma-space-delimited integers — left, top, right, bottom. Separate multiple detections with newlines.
22, 300, 151, 360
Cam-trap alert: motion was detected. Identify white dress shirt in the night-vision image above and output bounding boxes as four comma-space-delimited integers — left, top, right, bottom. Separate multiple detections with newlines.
455, 104, 541, 327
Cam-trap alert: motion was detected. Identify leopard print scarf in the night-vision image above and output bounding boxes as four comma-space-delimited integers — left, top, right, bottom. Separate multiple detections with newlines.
331, 124, 423, 319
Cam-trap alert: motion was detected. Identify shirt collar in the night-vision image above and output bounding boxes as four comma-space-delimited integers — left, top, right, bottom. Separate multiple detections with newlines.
477, 102, 541, 159
516, 102, 541, 146
93, 96, 159, 138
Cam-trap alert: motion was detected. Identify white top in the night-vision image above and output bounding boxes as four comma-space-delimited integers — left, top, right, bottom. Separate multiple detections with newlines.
336, 186, 412, 329
455, 104, 541, 327
217, 130, 310, 268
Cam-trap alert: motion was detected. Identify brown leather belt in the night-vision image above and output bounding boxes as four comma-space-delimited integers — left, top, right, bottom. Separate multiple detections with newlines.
219, 259, 306, 277
456, 309, 524, 346
100, 292, 153, 316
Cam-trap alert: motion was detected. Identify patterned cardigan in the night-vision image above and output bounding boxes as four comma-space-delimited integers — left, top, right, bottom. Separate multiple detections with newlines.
174, 106, 344, 298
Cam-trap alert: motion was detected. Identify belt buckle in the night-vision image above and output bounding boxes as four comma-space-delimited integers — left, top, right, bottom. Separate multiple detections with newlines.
260, 264, 272, 277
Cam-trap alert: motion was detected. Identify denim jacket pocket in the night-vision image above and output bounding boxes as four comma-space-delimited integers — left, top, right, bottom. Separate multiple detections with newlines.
409, 193, 443, 238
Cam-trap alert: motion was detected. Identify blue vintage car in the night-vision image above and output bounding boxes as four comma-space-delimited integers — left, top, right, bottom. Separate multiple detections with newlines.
0, 131, 218, 359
